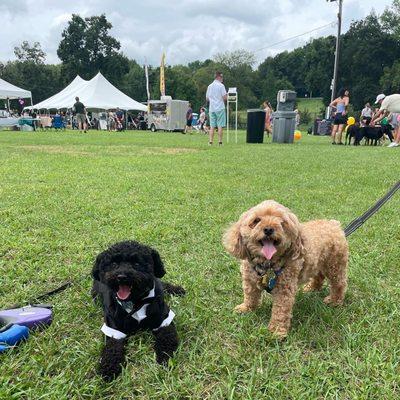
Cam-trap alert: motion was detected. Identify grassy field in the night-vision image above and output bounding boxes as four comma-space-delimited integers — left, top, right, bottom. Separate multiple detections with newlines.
0, 129, 399, 399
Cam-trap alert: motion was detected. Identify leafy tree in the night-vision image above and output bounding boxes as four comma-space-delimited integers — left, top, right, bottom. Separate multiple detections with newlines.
121, 60, 148, 103
213, 49, 256, 69
338, 13, 400, 108
381, 0, 400, 38
380, 60, 400, 93
14, 41, 46, 64
259, 71, 294, 108
257, 58, 294, 108
302, 36, 336, 102
57, 14, 129, 83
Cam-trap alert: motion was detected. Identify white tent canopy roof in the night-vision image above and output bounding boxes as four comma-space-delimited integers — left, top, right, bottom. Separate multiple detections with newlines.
77, 72, 147, 111
30, 72, 146, 111
0, 78, 32, 100
30, 76, 87, 110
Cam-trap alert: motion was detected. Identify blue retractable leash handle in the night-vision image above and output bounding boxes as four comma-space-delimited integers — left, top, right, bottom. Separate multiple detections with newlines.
0, 277, 75, 353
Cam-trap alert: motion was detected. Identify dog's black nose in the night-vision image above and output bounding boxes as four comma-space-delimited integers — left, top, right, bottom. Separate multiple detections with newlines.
117, 274, 127, 280
264, 228, 274, 236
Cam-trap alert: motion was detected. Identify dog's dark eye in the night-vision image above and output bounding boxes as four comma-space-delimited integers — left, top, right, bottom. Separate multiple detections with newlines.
249, 217, 261, 228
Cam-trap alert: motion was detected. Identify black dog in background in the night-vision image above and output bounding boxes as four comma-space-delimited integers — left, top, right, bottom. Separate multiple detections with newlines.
92, 240, 185, 381
345, 124, 360, 145
346, 123, 394, 146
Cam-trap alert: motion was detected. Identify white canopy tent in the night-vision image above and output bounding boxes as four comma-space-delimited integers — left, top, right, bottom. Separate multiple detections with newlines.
0, 78, 32, 109
76, 72, 147, 111
29, 72, 146, 112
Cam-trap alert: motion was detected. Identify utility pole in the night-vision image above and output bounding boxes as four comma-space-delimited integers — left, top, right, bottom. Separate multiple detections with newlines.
330, 0, 343, 103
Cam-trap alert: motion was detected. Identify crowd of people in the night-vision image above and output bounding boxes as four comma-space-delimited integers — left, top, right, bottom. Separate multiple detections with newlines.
0, 96, 149, 133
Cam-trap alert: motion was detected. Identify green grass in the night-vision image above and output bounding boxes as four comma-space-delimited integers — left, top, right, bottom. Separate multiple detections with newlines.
0, 129, 399, 399
297, 98, 324, 114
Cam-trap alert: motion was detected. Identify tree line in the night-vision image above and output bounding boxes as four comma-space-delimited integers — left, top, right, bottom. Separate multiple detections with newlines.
1, 1, 399, 114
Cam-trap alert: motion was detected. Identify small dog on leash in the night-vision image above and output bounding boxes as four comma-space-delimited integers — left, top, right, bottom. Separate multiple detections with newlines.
92, 240, 185, 381
223, 200, 348, 338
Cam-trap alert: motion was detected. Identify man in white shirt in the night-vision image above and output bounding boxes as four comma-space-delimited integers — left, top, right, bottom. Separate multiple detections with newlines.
206, 71, 227, 145
371, 93, 400, 147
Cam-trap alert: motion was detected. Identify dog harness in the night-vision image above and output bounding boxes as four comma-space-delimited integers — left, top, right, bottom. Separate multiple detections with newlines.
100, 280, 175, 340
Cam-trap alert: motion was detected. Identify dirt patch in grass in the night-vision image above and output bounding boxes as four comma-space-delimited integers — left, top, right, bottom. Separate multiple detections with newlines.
18, 145, 198, 156
19, 145, 91, 156
149, 147, 198, 155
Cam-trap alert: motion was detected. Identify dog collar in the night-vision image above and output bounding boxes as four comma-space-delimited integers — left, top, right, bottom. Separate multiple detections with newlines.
253, 260, 275, 277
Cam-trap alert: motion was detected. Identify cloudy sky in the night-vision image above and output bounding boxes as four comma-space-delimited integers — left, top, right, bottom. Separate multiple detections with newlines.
0, 0, 393, 66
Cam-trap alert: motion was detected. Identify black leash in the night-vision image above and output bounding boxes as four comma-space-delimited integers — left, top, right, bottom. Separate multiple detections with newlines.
344, 180, 400, 237
7, 275, 88, 310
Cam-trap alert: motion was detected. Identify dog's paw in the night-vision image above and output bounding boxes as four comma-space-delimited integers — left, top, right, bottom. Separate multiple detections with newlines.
323, 295, 344, 306
169, 285, 186, 297
156, 351, 172, 365
99, 363, 122, 382
303, 283, 319, 293
162, 282, 186, 297
234, 303, 254, 313
267, 323, 288, 340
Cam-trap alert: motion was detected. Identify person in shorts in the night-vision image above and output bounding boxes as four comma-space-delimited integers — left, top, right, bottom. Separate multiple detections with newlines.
329, 88, 350, 145
73, 96, 87, 133
184, 103, 193, 134
198, 107, 208, 134
206, 71, 227, 145
371, 93, 400, 147
388, 112, 400, 148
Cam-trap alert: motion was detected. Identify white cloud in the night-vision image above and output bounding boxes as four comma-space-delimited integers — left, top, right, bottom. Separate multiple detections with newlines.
0, 0, 393, 66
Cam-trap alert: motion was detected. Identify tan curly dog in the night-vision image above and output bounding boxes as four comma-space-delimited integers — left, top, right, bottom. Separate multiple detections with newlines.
223, 200, 348, 338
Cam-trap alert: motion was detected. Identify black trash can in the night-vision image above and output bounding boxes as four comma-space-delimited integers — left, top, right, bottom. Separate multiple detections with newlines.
246, 109, 265, 143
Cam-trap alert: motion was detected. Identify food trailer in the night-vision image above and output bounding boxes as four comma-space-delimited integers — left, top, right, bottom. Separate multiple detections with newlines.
147, 96, 188, 132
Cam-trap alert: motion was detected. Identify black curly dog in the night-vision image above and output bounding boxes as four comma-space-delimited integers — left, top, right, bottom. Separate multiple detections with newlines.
92, 240, 185, 381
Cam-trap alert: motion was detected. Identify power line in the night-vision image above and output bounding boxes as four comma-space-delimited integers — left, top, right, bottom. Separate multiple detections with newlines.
253, 21, 336, 54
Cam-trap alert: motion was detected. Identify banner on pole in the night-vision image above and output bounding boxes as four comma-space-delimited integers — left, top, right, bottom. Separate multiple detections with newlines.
160, 52, 166, 97
145, 64, 150, 101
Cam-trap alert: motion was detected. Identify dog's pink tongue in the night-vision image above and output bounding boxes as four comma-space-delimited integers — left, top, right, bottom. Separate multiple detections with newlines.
262, 240, 277, 260
117, 285, 131, 300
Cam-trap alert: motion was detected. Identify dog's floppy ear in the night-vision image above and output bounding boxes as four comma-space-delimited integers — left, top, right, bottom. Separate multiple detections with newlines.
223, 220, 247, 260
282, 210, 304, 260
92, 250, 111, 281
151, 249, 166, 278
291, 231, 305, 260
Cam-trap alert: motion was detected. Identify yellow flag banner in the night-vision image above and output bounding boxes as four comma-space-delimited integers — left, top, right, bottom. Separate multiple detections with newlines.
160, 52, 166, 97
